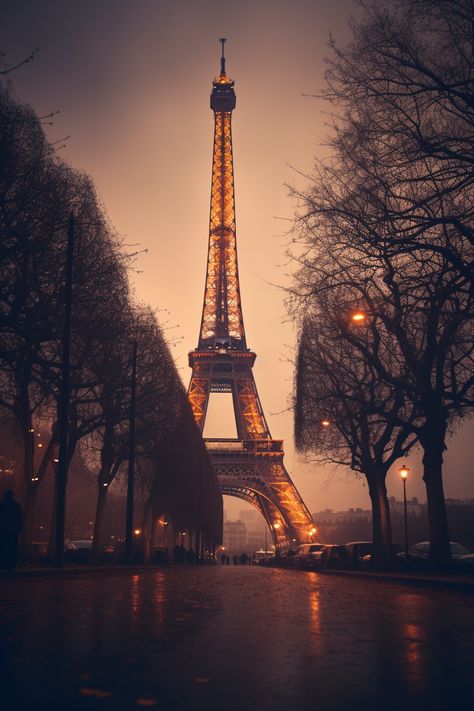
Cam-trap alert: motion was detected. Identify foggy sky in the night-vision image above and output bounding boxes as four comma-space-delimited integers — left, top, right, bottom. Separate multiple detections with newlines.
1, 0, 472, 518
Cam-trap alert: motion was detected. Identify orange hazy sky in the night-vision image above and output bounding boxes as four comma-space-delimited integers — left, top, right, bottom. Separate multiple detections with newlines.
2, 0, 472, 518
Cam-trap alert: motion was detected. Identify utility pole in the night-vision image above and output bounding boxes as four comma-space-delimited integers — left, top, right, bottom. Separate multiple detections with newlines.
125, 340, 137, 565
54, 213, 75, 569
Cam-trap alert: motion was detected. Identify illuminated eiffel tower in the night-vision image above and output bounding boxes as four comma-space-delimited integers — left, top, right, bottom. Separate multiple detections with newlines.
188, 40, 316, 549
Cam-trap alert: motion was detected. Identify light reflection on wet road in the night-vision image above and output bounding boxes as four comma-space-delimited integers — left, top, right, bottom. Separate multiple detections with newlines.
0, 566, 473, 710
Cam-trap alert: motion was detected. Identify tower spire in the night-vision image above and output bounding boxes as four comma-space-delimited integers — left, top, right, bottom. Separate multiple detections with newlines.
199, 38, 243, 350
219, 37, 226, 75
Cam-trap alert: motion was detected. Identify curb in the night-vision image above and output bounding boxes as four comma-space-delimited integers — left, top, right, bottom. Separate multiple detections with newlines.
0, 564, 170, 579
286, 566, 474, 593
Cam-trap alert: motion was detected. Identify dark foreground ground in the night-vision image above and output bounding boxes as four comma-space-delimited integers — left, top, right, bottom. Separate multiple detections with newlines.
0, 566, 473, 710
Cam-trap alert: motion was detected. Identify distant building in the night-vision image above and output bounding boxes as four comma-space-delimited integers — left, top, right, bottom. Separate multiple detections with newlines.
388, 495, 425, 516
312, 499, 474, 549
223, 519, 247, 553
239, 509, 267, 550
312, 507, 371, 527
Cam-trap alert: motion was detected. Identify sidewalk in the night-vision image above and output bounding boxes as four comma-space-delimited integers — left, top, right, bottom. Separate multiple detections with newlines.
0, 563, 170, 579
306, 567, 474, 593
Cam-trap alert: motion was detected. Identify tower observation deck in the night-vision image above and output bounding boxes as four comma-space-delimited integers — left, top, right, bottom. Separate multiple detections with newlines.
188, 40, 316, 550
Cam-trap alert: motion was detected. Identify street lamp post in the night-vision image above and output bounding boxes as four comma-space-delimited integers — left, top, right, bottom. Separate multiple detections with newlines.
399, 464, 409, 557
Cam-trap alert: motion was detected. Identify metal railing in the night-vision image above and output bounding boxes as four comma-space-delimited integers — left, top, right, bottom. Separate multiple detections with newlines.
205, 438, 283, 453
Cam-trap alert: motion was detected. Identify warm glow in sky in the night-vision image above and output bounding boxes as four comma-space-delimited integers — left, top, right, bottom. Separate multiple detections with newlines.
2, 0, 472, 517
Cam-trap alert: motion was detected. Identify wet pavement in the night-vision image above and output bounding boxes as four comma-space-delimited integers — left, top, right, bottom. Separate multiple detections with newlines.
0, 566, 473, 710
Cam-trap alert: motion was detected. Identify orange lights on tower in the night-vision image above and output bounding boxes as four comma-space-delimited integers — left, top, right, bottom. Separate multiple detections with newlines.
186, 41, 317, 549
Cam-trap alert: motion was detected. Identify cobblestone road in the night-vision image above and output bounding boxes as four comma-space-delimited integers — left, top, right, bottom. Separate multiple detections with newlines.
0, 566, 473, 710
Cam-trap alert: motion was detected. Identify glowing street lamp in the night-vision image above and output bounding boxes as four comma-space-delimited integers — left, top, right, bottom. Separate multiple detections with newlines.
399, 464, 410, 557
351, 311, 367, 324
321, 420, 330, 427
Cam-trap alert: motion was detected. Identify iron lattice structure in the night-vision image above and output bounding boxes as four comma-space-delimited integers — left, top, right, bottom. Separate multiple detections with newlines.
188, 41, 316, 550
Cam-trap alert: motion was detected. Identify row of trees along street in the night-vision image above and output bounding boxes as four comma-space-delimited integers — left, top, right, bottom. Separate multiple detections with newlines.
0, 82, 222, 562
290, 0, 473, 570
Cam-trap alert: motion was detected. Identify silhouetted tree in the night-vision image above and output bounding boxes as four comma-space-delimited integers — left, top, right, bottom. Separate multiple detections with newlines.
0, 82, 223, 563
295, 311, 417, 569
318, 0, 474, 285
290, 0, 474, 569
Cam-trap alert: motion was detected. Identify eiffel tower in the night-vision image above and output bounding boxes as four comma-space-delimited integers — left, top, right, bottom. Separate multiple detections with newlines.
188, 40, 316, 550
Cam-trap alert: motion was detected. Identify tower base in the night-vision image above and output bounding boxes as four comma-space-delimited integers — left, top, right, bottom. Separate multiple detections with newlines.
206, 438, 315, 550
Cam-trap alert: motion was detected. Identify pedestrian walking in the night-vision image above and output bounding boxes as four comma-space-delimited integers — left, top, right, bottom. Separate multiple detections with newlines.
0, 490, 23, 570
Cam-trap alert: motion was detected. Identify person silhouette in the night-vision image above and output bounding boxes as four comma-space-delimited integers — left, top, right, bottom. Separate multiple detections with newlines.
0, 490, 23, 570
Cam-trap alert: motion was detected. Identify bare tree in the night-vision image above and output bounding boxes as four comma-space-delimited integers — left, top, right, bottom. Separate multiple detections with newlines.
295, 309, 417, 569
290, 0, 474, 569
318, 0, 474, 283
1, 83, 223, 563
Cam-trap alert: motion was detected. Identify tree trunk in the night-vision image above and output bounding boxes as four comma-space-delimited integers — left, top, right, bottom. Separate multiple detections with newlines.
48, 483, 58, 558
18, 409, 35, 560
421, 421, 451, 569
20, 421, 59, 561
20, 482, 38, 561
368, 471, 392, 570
48, 436, 77, 558
142, 499, 152, 565
92, 484, 108, 563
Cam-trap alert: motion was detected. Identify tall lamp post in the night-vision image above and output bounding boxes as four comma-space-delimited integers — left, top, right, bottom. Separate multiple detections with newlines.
399, 464, 409, 557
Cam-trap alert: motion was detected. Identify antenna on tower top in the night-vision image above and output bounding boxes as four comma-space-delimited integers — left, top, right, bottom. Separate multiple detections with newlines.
219, 37, 227, 75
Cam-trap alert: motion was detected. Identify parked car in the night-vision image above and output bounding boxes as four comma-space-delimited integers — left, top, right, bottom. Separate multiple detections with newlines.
360, 543, 401, 568
456, 553, 474, 573
32, 541, 49, 559
397, 540, 470, 559
70, 539, 93, 550
345, 541, 373, 569
396, 541, 471, 570
33, 540, 77, 562
67, 539, 93, 562
316, 544, 349, 570
291, 543, 325, 569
